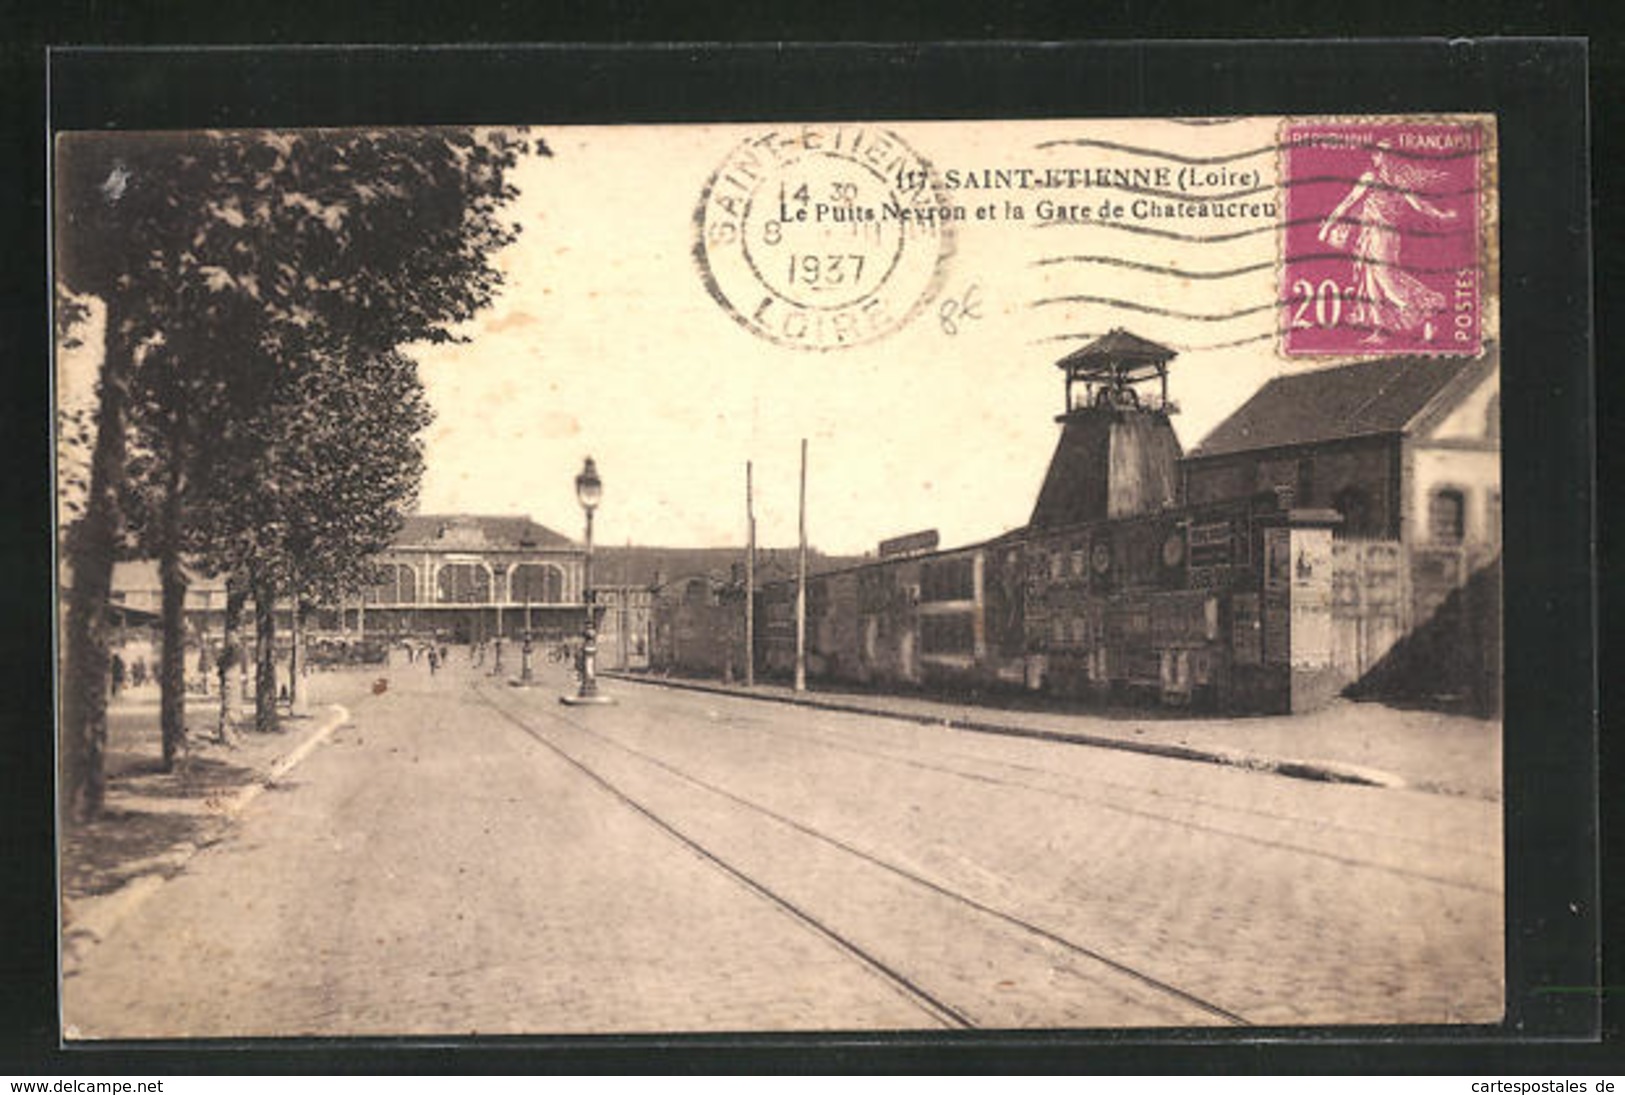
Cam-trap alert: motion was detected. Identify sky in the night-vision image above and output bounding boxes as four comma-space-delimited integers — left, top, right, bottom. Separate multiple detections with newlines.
59, 116, 1497, 557
408, 117, 1296, 556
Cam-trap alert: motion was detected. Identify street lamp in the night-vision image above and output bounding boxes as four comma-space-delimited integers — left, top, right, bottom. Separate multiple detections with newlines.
562, 456, 613, 705
518, 594, 534, 684
518, 626, 534, 684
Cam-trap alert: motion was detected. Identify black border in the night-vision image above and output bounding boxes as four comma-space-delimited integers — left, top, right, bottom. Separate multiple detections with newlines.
5, 38, 1602, 1074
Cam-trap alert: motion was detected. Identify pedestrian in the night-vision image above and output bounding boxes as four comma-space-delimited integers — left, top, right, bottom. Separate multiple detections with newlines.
427, 645, 439, 675
131, 657, 147, 688
110, 652, 126, 697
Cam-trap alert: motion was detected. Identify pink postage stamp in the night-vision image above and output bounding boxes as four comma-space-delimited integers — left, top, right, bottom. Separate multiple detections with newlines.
1281, 119, 1486, 356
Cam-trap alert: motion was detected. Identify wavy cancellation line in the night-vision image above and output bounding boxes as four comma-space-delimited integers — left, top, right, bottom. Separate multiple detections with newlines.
1028, 294, 1281, 324
1031, 212, 1479, 245
1031, 136, 1488, 165
1033, 318, 1474, 354
1033, 252, 1486, 280
1019, 173, 1484, 208
1032, 329, 1280, 353
1029, 287, 1480, 326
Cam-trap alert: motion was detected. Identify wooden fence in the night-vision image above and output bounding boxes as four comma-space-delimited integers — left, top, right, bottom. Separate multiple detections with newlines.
1333, 538, 1501, 715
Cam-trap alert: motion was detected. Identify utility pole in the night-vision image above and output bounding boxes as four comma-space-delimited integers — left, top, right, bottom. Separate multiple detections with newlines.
795, 439, 807, 693
745, 461, 756, 687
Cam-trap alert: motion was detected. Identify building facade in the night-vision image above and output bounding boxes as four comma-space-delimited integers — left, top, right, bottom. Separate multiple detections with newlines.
350, 514, 587, 642
656, 332, 1502, 715
1181, 348, 1501, 710
1182, 347, 1501, 555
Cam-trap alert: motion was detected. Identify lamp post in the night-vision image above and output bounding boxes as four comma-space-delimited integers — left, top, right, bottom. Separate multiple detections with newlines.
519, 628, 534, 684
519, 594, 534, 684
563, 456, 613, 705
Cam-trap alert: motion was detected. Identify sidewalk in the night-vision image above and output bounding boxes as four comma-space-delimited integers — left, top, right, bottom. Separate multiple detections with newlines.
602, 671, 1502, 801
60, 676, 359, 972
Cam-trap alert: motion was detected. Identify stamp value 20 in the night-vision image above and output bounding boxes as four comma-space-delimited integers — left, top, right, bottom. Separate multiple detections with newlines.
1281, 119, 1486, 357
693, 125, 955, 351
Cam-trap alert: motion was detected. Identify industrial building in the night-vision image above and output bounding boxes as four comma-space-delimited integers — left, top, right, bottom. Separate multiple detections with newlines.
655, 330, 1501, 715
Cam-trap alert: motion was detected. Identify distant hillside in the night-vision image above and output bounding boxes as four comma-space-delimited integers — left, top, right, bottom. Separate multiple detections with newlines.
591, 545, 869, 590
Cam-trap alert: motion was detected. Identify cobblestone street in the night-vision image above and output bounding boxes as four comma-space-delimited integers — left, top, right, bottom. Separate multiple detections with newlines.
62, 658, 1504, 1038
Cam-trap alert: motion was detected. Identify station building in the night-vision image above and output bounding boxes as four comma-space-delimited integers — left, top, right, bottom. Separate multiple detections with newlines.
350, 513, 587, 643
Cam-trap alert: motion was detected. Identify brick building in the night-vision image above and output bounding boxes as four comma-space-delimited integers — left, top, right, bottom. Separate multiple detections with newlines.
1181, 347, 1501, 712
1183, 346, 1500, 554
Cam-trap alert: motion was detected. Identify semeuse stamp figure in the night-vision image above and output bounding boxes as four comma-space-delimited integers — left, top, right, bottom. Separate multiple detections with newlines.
1318, 141, 1458, 343
1283, 120, 1485, 356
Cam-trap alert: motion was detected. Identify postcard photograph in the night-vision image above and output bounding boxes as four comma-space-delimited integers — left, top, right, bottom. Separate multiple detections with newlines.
54, 113, 1507, 1039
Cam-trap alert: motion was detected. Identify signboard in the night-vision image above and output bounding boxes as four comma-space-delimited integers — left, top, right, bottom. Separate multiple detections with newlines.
879, 529, 939, 559
1150, 591, 1214, 646
1188, 520, 1233, 569
1264, 527, 1292, 593
1232, 593, 1263, 666
1289, 528, 1334, 668
1262, 590, 1290, 665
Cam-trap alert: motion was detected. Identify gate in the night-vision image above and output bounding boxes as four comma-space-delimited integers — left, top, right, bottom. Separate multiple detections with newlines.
1330, 538, 1406, 681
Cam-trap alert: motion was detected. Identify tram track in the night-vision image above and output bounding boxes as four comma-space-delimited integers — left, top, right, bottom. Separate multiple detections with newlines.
471, 679, 1251, 1029
629, 691, 1500, 896
476, 682, 974, 1029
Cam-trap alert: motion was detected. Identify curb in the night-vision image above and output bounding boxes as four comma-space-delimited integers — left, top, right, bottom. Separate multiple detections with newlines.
601, 673, 1406, 791
222, 702, 352, 817
63, 703, 352, 968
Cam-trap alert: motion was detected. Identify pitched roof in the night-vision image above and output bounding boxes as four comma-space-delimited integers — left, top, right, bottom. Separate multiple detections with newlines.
1056, 329, 1177, 381
394, 514, 576, 550
1187, 352, 1491, 459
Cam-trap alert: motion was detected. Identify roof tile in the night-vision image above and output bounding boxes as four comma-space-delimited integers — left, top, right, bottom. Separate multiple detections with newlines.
1188, 352, 1489, 458
394, 514, 576, 550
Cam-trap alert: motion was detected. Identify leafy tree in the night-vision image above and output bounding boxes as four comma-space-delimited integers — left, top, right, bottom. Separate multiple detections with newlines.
185, 345, 433, 732
56, 127, 535, 817
274, 348, 433, 715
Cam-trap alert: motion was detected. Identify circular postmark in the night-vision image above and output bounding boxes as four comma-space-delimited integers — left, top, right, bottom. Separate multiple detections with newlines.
694, 125, 956, 351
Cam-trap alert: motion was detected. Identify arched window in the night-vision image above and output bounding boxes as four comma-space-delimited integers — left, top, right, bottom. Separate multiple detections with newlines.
510, 563, 564, 604
1428, 488, 1466, 544
365, 563, 417, 604
437, 562, 491, 604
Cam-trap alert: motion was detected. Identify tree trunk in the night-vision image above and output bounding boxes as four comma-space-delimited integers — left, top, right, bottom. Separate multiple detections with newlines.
254, 577, 279, 733
288, 593, 307, 716
60, 302, 130, 821
158, 461, 188, 770
216, 577, 246, 744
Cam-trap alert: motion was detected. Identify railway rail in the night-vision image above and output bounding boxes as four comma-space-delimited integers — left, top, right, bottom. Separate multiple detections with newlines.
605, 682, 1500, 896
471, 677, 1251, 1029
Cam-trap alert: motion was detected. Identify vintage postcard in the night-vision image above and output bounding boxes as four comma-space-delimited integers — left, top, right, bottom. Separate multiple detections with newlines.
56, 114, 1505, 1038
